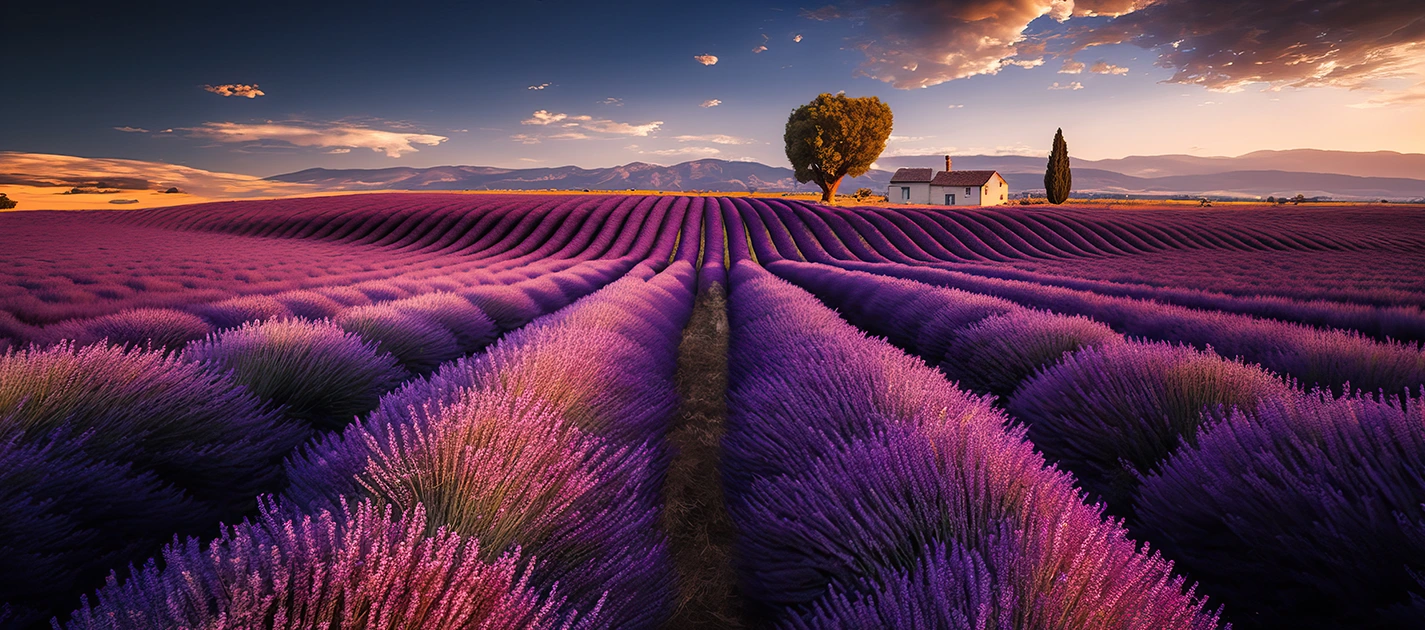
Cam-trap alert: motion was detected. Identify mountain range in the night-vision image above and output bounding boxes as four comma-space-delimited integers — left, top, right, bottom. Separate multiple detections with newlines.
268, 149, 1425, 201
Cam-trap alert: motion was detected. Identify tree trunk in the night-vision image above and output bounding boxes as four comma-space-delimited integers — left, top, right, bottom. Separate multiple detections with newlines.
818, 176, 842, 203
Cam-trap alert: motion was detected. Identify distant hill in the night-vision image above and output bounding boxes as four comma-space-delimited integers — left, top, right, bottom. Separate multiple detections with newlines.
268, 160, 889, 194
270, 150, 1425, 201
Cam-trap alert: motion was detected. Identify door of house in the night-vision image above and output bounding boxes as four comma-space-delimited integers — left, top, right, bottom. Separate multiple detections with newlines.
945, 193, 955, 205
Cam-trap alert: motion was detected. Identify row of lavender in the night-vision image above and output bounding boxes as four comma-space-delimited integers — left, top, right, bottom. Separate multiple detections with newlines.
749, 199, 1425, 337
0, 199, 703, 627
60, 260, 699, 628
722, 261, 1223, 627
0, 257, 648, 627
0, 194, 693, 336
767, 259, 1425, 627
732, 199, 1425, 395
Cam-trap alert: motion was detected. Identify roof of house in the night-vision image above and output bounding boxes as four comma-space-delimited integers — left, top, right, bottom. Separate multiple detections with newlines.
930, 170, 1000, 186
889, 167, 934, 183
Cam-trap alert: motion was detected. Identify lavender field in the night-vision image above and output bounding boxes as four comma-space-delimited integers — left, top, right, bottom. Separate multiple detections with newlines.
2, 193, 1423, 629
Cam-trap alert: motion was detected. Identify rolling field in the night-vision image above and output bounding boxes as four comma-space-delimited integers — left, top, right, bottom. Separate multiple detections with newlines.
1, 193, 1423, 629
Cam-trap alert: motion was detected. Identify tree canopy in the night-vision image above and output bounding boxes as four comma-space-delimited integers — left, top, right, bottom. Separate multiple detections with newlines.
784, 93, 893, 203
1045, 128, 1071, 205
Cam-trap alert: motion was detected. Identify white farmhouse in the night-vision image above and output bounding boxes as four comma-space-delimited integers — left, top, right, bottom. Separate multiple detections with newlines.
887, 156, 1009, 206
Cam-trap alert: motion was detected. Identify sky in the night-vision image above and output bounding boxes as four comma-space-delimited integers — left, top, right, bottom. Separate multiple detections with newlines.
4, 0, 1424, 176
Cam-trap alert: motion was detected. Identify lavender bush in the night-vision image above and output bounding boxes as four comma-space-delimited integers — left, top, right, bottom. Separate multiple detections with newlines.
182, 318, 408, 431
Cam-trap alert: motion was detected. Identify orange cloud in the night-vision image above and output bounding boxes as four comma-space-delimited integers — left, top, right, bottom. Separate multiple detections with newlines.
204, 83, 265, 98
184, 121, 447, 157
694, 54, 719, 66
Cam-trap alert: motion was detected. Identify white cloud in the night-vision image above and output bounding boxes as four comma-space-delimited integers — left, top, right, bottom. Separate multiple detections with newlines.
113, 126, 148, 133
1059, 60, 1086, 74
518, 111, 664, 139
694, 54, 719, 66
600, 97, 624, 106
204, 83, 264, 98
1048, 81, 1085, 90
511, 134, 541, 144
326, 148, 351, 154
794, 34, 803, 42
947, 104, 964, 108
673, 134, 754, 145
522, 110, 568, 125
753, 45, 768, 53
185, 121, 447, 157
1091, 61, 1130, 75
888, 135, 935, 142
880, 145, 961, 157
700, 99, 722, 108
1348, 80, 1425, 108
527, 83, 551, 90
644, 146, 722, 157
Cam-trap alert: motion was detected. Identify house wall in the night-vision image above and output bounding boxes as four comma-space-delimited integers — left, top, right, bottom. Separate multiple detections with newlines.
931, 175, 1009, 207
886, 182, 931, 204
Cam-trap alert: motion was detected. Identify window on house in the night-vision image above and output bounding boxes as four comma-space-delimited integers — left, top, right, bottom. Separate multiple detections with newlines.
901, 187, 910, 200
965, 187, 972, 195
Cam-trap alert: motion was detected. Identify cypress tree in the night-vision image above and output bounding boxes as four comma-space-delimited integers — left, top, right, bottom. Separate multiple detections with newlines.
1045, 128, 1071, 204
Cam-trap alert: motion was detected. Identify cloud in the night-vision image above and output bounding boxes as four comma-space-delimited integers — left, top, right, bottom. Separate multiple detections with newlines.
753, 45, 768, 53
527, 83, 551, 90
947, 104, 964, 108
510, 134, 541, 144
1049, 81, 1084, 90
522, 110, 567, 125
113, 126, 148, 133
518, 111, 664, 139
326, 148, 351, 154
673, 134, 753, 145
600, 97, 624, 106
880, 145, 962, 157
1090, 61, 1129, 75
694, 54, 719, 66
794, 34, 804, 42
819, 0, 1073, 89
1059, 60, 1085, 74
0, 151, 318, 205
808, 0, 1425, 97
204, 83, 264, 98
888, 135, 935, 142
700, 99, 722, 108
184, 121, 447, 157
1349, 81, 1425, 108
1066, 0, 1425, 91
643, 146, 723, 158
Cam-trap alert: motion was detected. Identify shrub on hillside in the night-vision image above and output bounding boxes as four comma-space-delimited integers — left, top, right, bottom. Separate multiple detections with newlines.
61, 499, 579, 630
183, 318, 408, 431
0, 432, 200, 628
336, 305, 461, 374
78, 308, 213, 351
188, 294, 292, 329
388, 292, 498, 353
941, 309, 1123, 398
0, 342, 303, 507
1008, 341, 1292, 508
1136, 394, 1425, 628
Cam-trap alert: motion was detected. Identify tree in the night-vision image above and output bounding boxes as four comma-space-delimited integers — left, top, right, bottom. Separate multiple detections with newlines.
1267, 196, 1276, 203
1045, 128, 1072, 204
1293, 194, 1306, 205
0, 194, 15, 210
784, 93, 893, 203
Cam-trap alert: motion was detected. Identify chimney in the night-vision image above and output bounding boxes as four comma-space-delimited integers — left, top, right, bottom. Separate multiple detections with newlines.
944, 155, 952, 172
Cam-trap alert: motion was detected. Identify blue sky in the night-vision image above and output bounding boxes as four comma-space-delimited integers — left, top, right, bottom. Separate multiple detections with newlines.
5, 0, 1423, 176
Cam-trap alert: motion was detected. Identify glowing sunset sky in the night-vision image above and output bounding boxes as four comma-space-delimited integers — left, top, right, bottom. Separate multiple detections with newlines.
6, 0, 1423, 175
